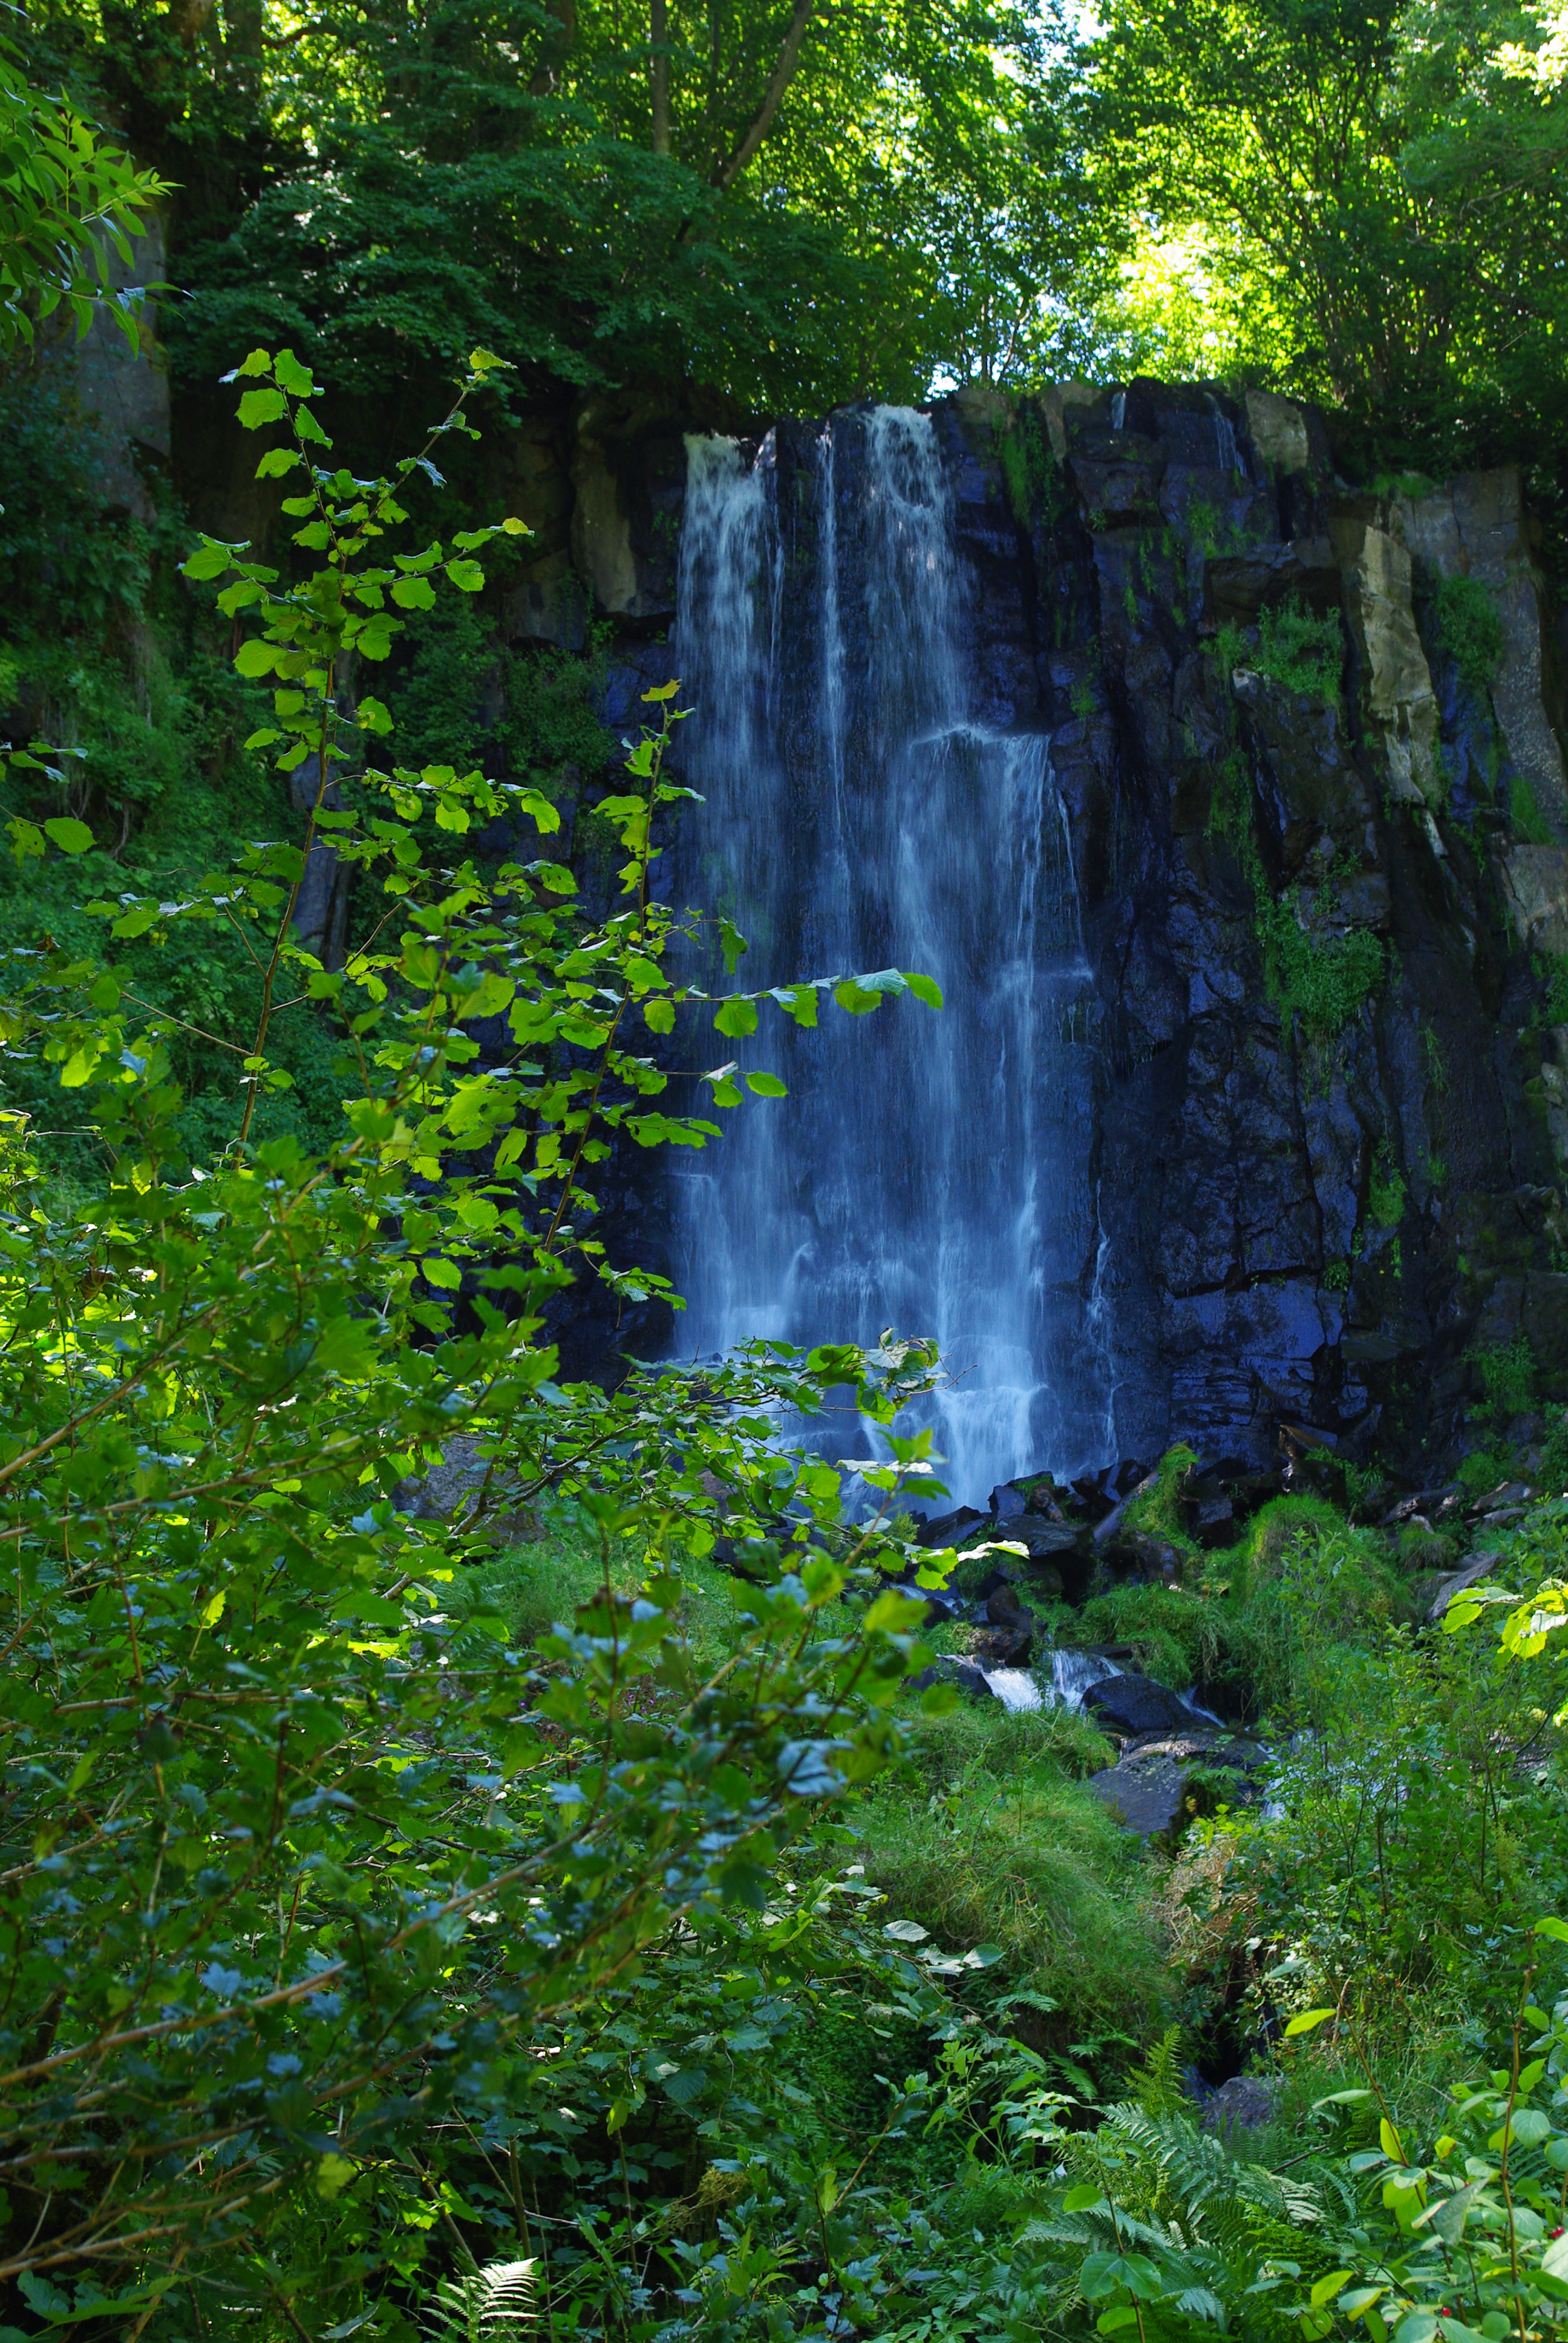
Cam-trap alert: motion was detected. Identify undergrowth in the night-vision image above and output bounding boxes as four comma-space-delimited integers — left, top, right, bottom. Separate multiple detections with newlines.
1431, 572, 1503, 699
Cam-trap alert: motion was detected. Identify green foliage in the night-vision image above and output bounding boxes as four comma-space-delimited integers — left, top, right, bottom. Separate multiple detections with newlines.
1125, 1441, 1200, 1543
1538, 951, 1568, 1027
993, 401, 1057, 526
1472, 1332, 1537, 1420
1259, 893, 1385, 1044
1254, 598, 1344, 708
0, 363, 969, 2323
858, 1700, 1167, 2050
1457, 1440, 1520, 1495
1131, 2025, 1190, 2117
1512, 770, 1559, 846
0, 27, 166, 349
1074, 1496, 1408, 1720
1232, 1629, 1568, 2025
1368, 1144, 1407, 1229
385, 598, 611, 804
1431, 572, 1504, 698
47, 0, 1093, 415
1079, 0, 1568, 502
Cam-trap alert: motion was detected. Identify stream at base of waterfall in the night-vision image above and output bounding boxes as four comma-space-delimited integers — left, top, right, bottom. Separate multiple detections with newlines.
667, 407, 1119, 1509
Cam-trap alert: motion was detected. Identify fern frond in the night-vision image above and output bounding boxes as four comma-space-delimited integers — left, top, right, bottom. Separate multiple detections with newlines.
422, 2258, 535, 2343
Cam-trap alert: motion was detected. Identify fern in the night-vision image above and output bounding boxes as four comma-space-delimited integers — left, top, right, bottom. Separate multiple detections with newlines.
421, 2259, 535, 2343
1132, 2025, 1188, 2117
1022, 2105, 1324, 2341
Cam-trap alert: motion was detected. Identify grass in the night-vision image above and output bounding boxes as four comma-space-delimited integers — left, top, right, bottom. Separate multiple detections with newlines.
855, 1701, 1169, 2045
452, 1506, 869, 1674
1063, 1483, 1412, 1720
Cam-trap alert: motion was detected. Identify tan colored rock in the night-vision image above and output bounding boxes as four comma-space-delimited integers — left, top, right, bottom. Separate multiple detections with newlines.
1539, 1025, 1568, 1164
570, 437, 641, 613
1342, 522, 1443, 811
1428, 1548, 1503, 1621
1244, 389, 1311, 477
956, 379, 1010, 430
1397, 470, 1568, 839
1499, 843, 1568, 952
1039, 380, 1102, 462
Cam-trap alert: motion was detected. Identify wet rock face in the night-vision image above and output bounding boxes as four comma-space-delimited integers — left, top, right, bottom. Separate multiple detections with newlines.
556, 377, 1568, 1478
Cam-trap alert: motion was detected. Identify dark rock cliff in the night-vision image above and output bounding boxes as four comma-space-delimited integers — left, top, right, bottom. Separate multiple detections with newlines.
71, 304, 1568, 1480
541, 379, 1568, 1483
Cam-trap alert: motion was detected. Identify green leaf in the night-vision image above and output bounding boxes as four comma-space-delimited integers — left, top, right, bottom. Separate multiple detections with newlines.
745, 1070, 787, 1097
294, 405, 332, 445
255, 447, 301, 478
235, 638, 279, 677
644, 998, 676, 1035
445, 559, 485, 592
272, 347, 315, 396
775, 983, 818, 1027
904, 970, 944, 1009
1310, 2273, 1355, 2309
358, 696, 394, 735
834, 978, 883, 1015
1284, 2008, 1337, 2036
391, 576, 437, 612
42, 817, 94, 854
237, 386, 287, 428
182, 541, 235, 581
1534, 1917, 1568, 1942
421, 1257, 462, 1289
714, 997, 759, 1039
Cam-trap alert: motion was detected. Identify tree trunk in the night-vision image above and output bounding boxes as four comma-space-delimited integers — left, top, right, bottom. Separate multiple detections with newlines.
650, 0, 671, 155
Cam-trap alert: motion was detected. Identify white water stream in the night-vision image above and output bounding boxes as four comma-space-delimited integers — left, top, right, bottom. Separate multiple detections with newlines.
668, 408, 1117, 1506
979, 1648, 1124, 1712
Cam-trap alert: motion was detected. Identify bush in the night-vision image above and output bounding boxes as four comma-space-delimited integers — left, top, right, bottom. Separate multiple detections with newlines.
1431, 571, 1504, 698
1255, 597, 1345, 707
1258, 892, 1385, 1043
1471, 1331, 1536, 1418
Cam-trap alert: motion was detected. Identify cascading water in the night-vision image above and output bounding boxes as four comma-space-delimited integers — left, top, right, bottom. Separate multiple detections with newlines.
668, 407, 1116, 1504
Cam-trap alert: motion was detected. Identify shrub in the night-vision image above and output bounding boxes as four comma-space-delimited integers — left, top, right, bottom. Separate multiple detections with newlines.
1255, 596, 1344, 707
1258, 893, 1385, 1042
1431, 571, 1504, 698
1471, 1331, 1536, 1418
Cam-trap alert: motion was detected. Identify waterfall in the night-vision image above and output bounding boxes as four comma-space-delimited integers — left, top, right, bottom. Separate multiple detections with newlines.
668, 406, 1116, 1504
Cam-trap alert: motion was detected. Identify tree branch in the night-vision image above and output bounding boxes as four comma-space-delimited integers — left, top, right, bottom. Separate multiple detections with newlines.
713, 0, 814, 190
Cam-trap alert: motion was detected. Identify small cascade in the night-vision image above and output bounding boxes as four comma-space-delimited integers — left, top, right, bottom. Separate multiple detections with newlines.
668, 406, 1117, 1504
1046, 1648, 1121, 1711
980, 1665, 1045, 1712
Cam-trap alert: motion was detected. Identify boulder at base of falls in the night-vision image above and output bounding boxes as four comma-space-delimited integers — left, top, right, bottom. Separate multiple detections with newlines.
999, 1517, 1088, 1564
939, 1659, 998, 1703
1200, 2076, 1276, 2138
1086, 1727, 1264, 1838
1082, 1673, 1194, 1736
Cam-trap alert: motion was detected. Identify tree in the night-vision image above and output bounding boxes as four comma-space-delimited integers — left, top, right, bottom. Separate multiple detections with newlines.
0, 349, 965, 2321
1079, 0, 1568, 477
